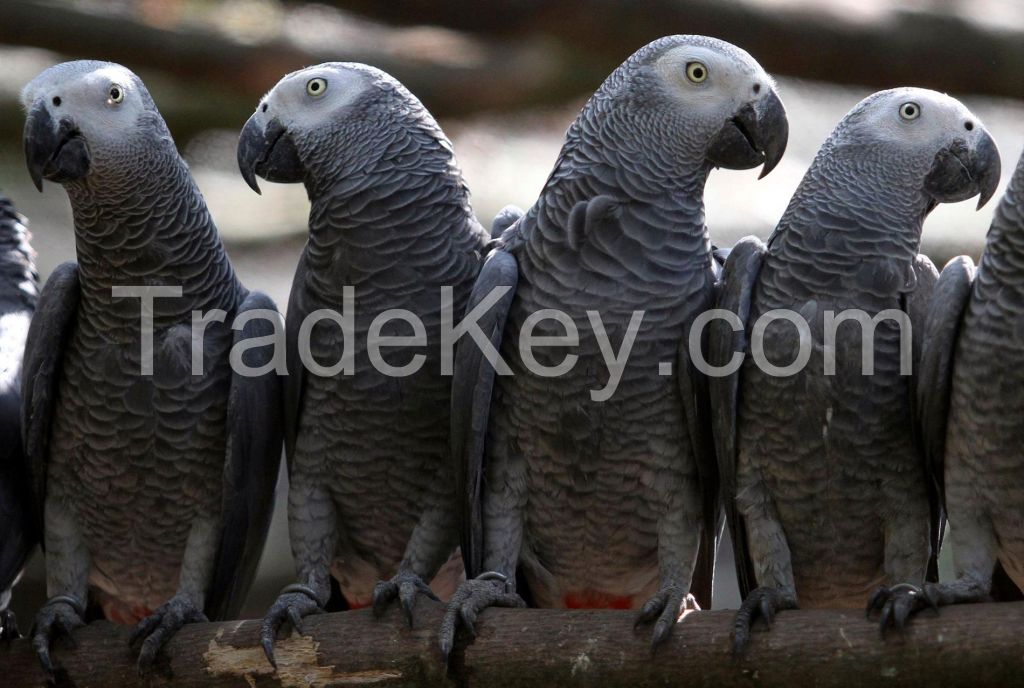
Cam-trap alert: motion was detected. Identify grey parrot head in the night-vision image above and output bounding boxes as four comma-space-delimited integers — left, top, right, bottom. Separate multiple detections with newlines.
587, 35, 789, 179
237, 62, 430, 195
20, 61, 169, 191
827, 88, 1000, 210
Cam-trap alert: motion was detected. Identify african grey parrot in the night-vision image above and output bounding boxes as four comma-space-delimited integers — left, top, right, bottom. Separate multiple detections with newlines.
236, 63, 489, 666
915, 147, 1024, 609
0, 193, 38, 642
439, 35, 788, 658
708, 88, 1000, 652
20, 61, 283, 674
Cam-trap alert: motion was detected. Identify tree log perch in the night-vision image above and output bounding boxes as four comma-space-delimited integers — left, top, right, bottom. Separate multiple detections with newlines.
2, 601, 1024, 687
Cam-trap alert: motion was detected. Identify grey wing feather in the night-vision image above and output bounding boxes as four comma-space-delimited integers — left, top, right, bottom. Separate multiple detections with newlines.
677, 269, 721, 610
0, 369, 33, 593
283, 253, 311, 468
707, 237, 767, 599
205, 290, 284, 620
915, 256, 975, 534
20, 261, 80, 536
491, 205, 524, 240
451, 248, 518, 578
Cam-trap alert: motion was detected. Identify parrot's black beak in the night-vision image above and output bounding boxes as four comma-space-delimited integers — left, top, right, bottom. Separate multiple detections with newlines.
707, 88, 788, 179
237, 114, 303, 194
24, 101, 90, 192
924, 130, 1001, 210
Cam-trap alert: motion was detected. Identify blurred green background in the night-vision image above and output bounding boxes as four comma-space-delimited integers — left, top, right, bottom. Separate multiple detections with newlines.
4, 0, 1022, 622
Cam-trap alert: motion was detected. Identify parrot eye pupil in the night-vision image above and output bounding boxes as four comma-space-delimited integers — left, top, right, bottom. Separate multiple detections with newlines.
261, 102, 268, 113
899, 102, 920, 120
965, 121, 974, 131
306, 78, 328, 97
52, 96, 61, 107
686, 62, 708, 83
108, 85, 124, 104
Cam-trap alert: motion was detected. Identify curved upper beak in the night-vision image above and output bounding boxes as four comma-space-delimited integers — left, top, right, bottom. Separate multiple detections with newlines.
24, 100, 89, 191
924, 129, 1001, 210
748, 89, 788, 179
237, 113, 268, 194
706, 88, 789, 179
971, 130, 1001, 210
237, 113, 303, 194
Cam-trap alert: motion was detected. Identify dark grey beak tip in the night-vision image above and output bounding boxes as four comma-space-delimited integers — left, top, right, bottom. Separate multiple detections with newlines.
975, 131, 1001, 210
757, 90, 788, 180
24, 101, 52, 192
237, 115, 264, 195
242, 168, 262, 195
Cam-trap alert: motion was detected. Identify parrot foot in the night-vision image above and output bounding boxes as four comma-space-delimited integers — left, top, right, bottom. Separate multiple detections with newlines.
372, 571, 440, 628
866, 583, 937, 636
1, 608, 20, 642
260, 586, 325, 669
635, 584, 700, 650
439, 572, 526, 665
732, 586, 797, 657
130, 595, 208, 676
32, 595, 86, 681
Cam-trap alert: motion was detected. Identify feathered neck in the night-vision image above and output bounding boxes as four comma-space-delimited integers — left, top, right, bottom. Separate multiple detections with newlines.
62, 141, 241, 319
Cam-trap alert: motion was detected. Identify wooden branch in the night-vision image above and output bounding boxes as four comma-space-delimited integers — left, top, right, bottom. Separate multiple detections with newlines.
334, 0, 1024, 101
2, 601, 1023, 686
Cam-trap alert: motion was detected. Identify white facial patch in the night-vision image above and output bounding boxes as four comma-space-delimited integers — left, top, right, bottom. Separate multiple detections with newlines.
21, 61, 146, 144
654, 44, 768, 111
845, 87, 980, 150
260, 64, 372, 134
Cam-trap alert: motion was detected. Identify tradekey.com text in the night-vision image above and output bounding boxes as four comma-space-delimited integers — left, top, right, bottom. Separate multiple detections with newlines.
114, 285, 914, 403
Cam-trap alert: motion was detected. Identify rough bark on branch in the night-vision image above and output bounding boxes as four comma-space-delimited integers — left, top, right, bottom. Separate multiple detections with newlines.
2, 601, 1023, 687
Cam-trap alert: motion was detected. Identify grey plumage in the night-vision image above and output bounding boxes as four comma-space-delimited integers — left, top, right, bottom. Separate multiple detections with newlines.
441, 35, 788, 658
710, 88, 1000, 652
0, 193, 38, 642
917, 147, 1024, 607
236, 63, 488, 666
19, 61, 282, 674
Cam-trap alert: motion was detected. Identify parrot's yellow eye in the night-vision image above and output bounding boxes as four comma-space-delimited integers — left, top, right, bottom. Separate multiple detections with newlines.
108, 84, 124, 104
306, 78, 328, 98
686, 62, 708, 84
899, 102, 921, 121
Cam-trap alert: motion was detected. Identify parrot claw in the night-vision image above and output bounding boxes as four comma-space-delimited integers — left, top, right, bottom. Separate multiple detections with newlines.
439, 574, 526, 666
260, 589, 324, 669
1, 608, 20, 642
131, 595, 208, 676
635, 585, 699, 651
372, 571, 440, 628
732, 586, 797, 657
866, 583, 937, 637
31, 596, 86, 682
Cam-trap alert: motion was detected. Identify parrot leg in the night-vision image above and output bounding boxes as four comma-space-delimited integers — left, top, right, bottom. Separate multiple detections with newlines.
920, 514, 999, 608
733, 476, 798, 656
372, 571, 441, 628
439, 464, 525, 664
261, 482, 336, 668
372, 502, 456, 627
130, 595, 208, 673
33, 499, 90, 680
635, 491, 703, 649
439, 572, 526, 663
132, 515, 217, 675
868, 486, 935, 634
